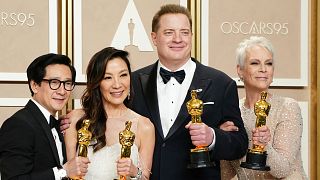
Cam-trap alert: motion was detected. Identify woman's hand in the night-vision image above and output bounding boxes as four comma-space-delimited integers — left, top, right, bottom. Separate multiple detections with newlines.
59, 109, 85, 134
252, 125, 271, 146
116, 157, 138, 178
219, 121, 239, 132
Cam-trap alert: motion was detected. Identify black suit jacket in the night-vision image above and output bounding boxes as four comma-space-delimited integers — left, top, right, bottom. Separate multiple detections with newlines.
131, 59, 248, 180
0, 100, 66, 180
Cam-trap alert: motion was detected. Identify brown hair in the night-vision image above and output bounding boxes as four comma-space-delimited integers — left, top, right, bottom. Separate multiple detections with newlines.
78, 47, 132, 152
152, 4, 192, 32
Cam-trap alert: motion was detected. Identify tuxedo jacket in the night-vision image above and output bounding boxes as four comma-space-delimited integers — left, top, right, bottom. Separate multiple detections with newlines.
131, 59, 248, 180
0, 100, 66, 180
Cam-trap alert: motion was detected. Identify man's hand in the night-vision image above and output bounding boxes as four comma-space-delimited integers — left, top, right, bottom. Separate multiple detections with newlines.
219, 121, 239, 132
185, 121, 213, 147
63, 156, 90, 179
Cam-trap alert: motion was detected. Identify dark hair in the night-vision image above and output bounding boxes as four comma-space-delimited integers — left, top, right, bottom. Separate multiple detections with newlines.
79, 47, 132, 152
26, 53, 76, 96
152, 4, 192, 32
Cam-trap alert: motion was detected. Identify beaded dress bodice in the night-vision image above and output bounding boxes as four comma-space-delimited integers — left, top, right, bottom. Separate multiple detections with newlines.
221, 95, 307, 180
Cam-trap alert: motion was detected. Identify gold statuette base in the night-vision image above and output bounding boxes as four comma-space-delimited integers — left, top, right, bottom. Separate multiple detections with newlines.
188, 147, 215, 168
240, 149, 270, 171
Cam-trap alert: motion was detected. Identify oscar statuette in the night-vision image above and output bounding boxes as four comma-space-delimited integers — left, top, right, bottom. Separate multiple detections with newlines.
186, 90, 214, 168
240, 91, 271, 171
115, 121, 135, 180
69, 119, 92, 180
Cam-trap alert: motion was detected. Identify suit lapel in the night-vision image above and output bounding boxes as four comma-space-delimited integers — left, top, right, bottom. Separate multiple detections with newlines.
62, 138, 67, 164
26, 101, 62, 166
139, 62, 165, 139
188, 61, 212, 101
55, 119, 66, 163
165, 61, 212, 139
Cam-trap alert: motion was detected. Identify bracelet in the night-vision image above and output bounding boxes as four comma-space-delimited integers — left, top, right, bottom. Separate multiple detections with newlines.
130, 167, 142, 180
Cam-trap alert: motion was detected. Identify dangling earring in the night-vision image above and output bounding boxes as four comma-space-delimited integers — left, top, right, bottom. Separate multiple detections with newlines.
127, 89, 130, 100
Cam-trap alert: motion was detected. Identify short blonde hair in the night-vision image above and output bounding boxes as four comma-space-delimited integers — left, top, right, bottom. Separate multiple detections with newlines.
236, 36, 274, 69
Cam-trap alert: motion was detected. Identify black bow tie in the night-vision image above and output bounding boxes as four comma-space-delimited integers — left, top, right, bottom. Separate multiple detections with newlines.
159, 67, 185, 84
49, 115, 63, 141
49, 115, 59, 129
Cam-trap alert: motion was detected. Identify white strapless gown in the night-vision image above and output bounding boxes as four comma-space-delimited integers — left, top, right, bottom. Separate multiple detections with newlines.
84, 143, 139, 180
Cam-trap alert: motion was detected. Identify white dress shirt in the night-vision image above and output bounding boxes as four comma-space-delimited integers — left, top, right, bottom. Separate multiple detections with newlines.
31, 99, 64, 180
156, 60, 216, 149
157, 59, 196, 137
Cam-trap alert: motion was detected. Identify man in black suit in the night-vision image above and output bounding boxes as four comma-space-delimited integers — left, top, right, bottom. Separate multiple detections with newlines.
0, 54, 90, 180
131, 4, 248, 180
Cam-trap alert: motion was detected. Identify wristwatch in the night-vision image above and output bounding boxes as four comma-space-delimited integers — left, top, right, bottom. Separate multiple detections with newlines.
130, 167, 142, 180
58, 168, 68, 179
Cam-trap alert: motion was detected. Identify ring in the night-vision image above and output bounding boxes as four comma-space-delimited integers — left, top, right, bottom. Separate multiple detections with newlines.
259, 136, 264, 143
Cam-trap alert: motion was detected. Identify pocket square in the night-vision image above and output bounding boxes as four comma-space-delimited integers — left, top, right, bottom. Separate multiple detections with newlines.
203, 102, 214, 105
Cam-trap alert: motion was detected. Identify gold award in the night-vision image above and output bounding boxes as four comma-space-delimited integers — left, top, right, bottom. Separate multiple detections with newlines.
77, 119, 92, 157
117, 121, 135, 180
186, 90, 214, 168
69, 119, 92, 180
240, 91, 271, 171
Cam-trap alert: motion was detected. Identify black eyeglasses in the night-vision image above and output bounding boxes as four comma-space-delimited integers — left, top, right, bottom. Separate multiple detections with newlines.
42, 79, 75, 91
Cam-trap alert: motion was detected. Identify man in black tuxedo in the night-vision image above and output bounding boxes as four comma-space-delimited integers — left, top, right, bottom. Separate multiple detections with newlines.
0, 54, 90, 180
131, 4, 248, 180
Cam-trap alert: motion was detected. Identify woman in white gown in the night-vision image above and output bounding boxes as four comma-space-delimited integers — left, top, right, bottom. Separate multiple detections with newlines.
64, 47, 155, 180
